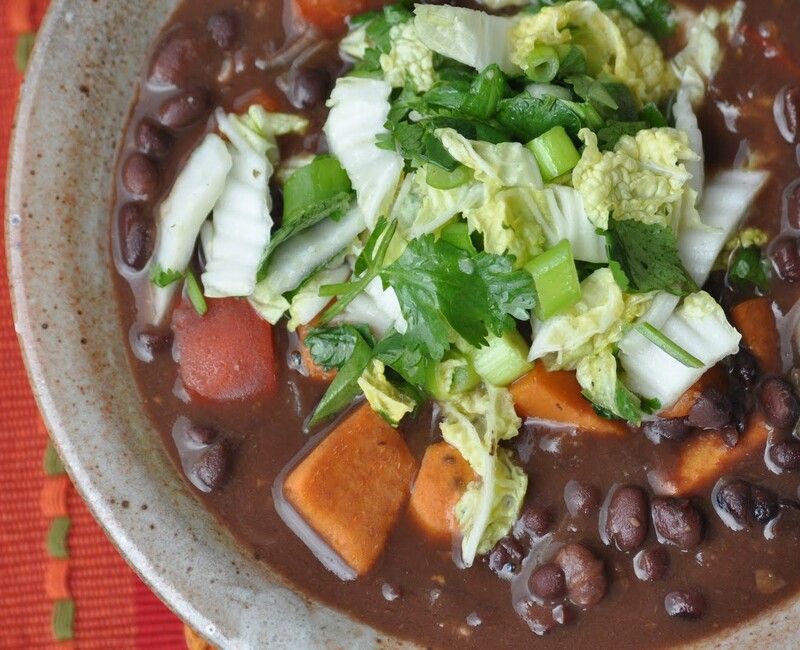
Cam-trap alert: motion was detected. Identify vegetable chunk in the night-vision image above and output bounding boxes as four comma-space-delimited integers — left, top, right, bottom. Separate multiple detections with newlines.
283, 404, 416, 575
511, 362, 627, 436
408, 443, 475, 546
730, 298, 781, 375
668, 416, 770, 497
173, 297, 277, 401
293, 0, 387, 32
297, 324, 336, 382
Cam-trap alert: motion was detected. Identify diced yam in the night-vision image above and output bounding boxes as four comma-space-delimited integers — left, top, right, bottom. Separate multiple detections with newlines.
667, 416, 770, 496
511, 362, 627, 436
730, 298, 781, 375
172, 297, 277, 401
408, 443, 475, 545
297, 324, 336, 382
661, 366, 726, 419
283, 404, 416, 575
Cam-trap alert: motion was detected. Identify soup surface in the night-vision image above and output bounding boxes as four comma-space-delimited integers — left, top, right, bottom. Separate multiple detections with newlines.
112, 0, 800, 647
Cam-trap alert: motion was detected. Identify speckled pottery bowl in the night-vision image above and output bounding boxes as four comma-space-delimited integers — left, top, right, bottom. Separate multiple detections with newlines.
4, 2, 800, 648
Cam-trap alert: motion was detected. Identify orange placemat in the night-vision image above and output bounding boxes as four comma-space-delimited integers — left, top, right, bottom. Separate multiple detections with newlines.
2, 4, 187, 648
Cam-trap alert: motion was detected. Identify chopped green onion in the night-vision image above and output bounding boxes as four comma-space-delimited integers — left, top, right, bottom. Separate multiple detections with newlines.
426, 163, 473, 190
526, 126, 581, 183
526, 44, 560, 83
150, 264, 185, 288
471, 330, 533, 387
525, 240, 581, 321
318, 281, 355, 298
282, 155, 352, 224
635, 322, 704, 369
440, 221, 477, 255
185, 269, 208, 316
555, 44, 587, 77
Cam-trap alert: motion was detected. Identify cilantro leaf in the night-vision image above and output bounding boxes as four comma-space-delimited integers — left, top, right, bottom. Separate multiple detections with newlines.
603, 218, 698, 296
381, 236, 535, 360
150, 264, 185, 288
373, 332, 430, 387
595, 0, 676, 39
496, 94, 602, 142
305, 324, 376, 371
728, 245, 771, 291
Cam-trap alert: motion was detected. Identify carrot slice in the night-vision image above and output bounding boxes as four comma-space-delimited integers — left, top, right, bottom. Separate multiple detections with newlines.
408, 443, 475, 546
667, 416, 770, 497
661, 366, 727, 419
730, 297, 781, 375
297, 324, 336, 382
510, 362, 628, 436
292, 0, 389, 32
284, 404, 417, 575
173, 297, 277, 401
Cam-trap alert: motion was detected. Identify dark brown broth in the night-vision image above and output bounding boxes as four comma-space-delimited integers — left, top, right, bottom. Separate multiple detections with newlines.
112, 1, 800, 647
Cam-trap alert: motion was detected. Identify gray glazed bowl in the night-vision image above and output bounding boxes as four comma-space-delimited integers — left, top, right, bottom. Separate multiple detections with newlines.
4, 1, 798, 648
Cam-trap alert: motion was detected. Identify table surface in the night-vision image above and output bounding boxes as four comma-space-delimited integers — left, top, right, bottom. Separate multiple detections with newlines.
1, 3, 189, 648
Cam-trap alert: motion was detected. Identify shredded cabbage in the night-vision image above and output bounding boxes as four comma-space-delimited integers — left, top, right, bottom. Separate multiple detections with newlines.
672, 88, 705, 199
202, 107, 308, 299
324, 77, 404, 229
332, 277, 408, 338
380, 21, 436, 92
572, 128, 698, 230
439, 384, 526, 565
147, 133, 232, 325
357, 359, 417, 426
286, 262, 351, 331
413, 4, 520, 75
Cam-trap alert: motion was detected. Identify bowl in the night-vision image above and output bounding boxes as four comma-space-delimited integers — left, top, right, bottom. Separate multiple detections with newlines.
4, 1, 798, 648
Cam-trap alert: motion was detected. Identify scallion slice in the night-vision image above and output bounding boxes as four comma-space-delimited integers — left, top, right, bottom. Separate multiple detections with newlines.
526, 126, 581, 183
185, 269, 208, 316
525, 240, 581, 321
525, 44, 560, 83
426, 163, 473, 190
635, 322, 704, 369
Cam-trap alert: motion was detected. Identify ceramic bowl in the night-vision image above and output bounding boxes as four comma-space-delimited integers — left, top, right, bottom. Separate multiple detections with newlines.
4, 1, 798, 648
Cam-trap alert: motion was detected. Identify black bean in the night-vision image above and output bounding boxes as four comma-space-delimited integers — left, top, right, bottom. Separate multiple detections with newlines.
193, 442, 230, 492
720, 426, 740, 448
771, 237, 800, 282
664, 589, 706, 619
136, 119, 172, 159
642, 417, 691, 442
207, 10, 239, 51
790, 367, 800, 400
687, 389, 732, 430
564, 480, 601, 517
751, 485, 780, 524
713, 479, 778, 530
159, 87, 210, 129
651, 497, 704, 549
760, 378, 800, 429
136, 328, 173, 356
286, 68, 333, 110
517, 506, 553, 540
776, 85, 800, 143
488, 536, 524, 578
784, 181, 800, 230
118, 202, 154, 270
122, 154, 160, 199
185, 424, 217, 446
517, 601, 557, 636
528, 563, 566, 601
769, 440, 800, 472
555, 544, 607, 608
550, 604, 574, 626
149, 29, 200, 86
605, 485, 649, 552
633, 547, 670, 582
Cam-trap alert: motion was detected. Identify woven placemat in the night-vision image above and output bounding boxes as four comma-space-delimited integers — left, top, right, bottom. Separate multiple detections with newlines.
2, 3, 190, 648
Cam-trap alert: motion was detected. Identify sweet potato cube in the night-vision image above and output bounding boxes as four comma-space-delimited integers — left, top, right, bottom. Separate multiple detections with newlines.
668, 416, 770, 496
510, 362, 627, 436
661, 366, 727, 419
283, 404, 416, 575
296, 324, 336, 382
731, 298, 781, 375
408, 443, 475, 545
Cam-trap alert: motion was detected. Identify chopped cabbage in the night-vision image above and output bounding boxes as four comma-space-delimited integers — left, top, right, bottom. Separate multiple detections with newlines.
619, 291, 742, 410
672, 88, 705, 199
380, 21, 436, 92
147, 133, 232, 325
413, 4, 520, 75
439, 384, 526, 565
525, 185, 608, 263
476, 0, 528, 8
510, 1, 676, 104
437, 128, 544, 189
340, 23, 370, 60
572, 128, 698, 230
251, 206, 366, 323
286, 262, 351, 331
332, 277, 408, 338
723, 227, 770, 255
391, 172, 485, 238
202, 107, 308, 299
671, 7, 723, 105
576, 349, 624, 418
324, 77, 404, 229
357, 359, 417, 426
529, 268, 625, 368
679, 169, 769, 285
